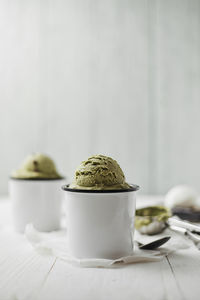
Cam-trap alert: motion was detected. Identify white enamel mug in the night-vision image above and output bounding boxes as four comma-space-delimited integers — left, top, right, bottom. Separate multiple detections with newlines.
62, 184, 139, 259
9, 178, 65, 232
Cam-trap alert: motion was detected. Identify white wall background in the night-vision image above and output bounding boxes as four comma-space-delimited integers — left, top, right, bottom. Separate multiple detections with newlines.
0, 0, 200, 195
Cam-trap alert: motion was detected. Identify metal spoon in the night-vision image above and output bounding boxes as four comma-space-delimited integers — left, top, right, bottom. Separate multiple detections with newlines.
138, 236, 171, 250
169, 225, 200, 243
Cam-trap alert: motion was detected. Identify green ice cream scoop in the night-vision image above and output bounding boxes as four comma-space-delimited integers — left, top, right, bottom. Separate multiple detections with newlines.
135, 206, 171, 235
11, 153, 62, 179
69, 154, 130, 190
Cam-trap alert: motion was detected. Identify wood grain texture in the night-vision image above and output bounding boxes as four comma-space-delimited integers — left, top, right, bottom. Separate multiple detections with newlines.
0, 232, 55, 300
0, 198, 199, 300
36, 247, 200, 300
166, 247, 200, 300
36, 257, 184, 300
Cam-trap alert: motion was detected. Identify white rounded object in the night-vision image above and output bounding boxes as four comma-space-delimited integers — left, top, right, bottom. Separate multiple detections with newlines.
138, 220, 166, 235
63, 188, 138, 259
165, 185, 198, 209
9, 179, 64, 232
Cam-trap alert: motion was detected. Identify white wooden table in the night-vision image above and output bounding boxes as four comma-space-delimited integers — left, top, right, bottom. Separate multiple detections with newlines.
0, 196, 200, 300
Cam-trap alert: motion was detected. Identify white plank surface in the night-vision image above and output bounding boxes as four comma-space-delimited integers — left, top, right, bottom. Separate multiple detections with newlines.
0, 231, 56, 300
0, 197, 55, 300
0, 196, 200, 300
36, 257, 183, 300
166, 247, 200, 300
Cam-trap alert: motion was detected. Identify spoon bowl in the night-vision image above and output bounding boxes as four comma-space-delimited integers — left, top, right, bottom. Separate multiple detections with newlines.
138, 236, 171, 250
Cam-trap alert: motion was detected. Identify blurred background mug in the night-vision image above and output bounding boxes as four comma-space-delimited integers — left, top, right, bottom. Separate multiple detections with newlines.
9, 178, 65, 232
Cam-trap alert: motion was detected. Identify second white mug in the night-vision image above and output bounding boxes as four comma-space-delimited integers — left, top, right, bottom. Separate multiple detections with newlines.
9, 178, 65, 232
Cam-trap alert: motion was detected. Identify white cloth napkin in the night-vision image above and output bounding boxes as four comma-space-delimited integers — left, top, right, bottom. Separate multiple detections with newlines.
25, 224, 194, 268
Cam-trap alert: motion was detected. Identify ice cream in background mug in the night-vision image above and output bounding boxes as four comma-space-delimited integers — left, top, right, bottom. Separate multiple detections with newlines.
63, 154, 139, 259
11, 153, 62, 180
9, 153, 64, 232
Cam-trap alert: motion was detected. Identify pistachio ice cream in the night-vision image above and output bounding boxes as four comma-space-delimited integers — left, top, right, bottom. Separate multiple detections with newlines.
11, 153, 62, 179
63, 154, 139, 259
69, 154, 130, 190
